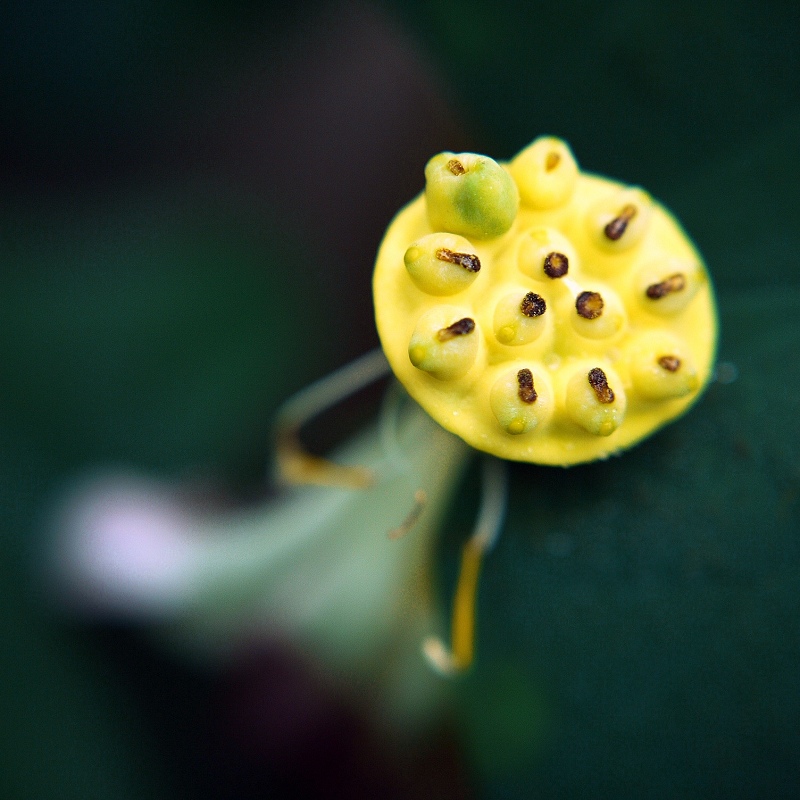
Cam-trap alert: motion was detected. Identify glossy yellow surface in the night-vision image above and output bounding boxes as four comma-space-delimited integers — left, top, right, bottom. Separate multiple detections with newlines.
373, 137, 717, 465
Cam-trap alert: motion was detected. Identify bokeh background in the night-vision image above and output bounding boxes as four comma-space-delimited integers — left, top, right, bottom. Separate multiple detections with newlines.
2, 0, 799, 797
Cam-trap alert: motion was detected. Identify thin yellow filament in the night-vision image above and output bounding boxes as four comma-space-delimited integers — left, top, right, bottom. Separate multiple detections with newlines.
450, 538, 484, 669
423, 457, 507, 675
272, 349, 390, 489
275, 430, 374, 489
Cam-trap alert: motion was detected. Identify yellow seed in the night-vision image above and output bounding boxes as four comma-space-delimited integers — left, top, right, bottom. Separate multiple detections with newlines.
489, 366, 553, 436
407, 306, 480, 381
518, 227, 578, 283
404, 233, 481, 296
586, 187, 653, 253
628, 332, 700, 401
564, 365, 626, 437
569, 286, 626, 341
493, 290, 548, 346
425, 152, 519, 239
636, 257, 702, 316
509, 136, 579, 209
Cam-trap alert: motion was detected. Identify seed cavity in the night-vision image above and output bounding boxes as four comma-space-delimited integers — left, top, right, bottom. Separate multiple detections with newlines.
604, 204, 638, 241
447, 158, 466, 176
435, 247, 481, 273
545, 152, 561, 171
517, 368, 538, 403
520, 292, 546, 317
588, 367, 615, 404
437, 317, 476, 341
658, 355, 681, 372
543, 251, 569, 278
646, 273, 686, 299
576, 291, 604, 319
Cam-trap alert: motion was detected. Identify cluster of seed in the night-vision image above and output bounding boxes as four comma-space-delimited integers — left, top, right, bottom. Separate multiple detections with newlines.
373, 137, 716, 465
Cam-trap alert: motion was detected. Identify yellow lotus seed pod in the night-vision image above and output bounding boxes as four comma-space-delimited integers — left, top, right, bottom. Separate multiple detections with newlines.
424, 152, 519, 240
404, 233, 482, 296
564, 365, 626, 437
408, 306, 481, 381
373, 136, 717, 465
490, 366, 554, 435
509, 136, 579, 209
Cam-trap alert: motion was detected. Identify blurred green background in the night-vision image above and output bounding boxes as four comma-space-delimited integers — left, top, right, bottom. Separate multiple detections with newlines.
1, 0, 799, 797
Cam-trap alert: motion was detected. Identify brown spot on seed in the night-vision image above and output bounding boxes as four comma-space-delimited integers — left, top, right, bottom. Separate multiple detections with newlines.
447, 158, 466, 176
437, 317, 475, 341
517, 368, 538, 404
520, 292, 546, 317
545, 152, 561, 171
604, 203, 637, 241
543, 251, 569, 278
658, 355, 681, 372
588, 367, 615, 404
646, 273, 687, 299
576, 291, 604, 319
435, 248, 481, 273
